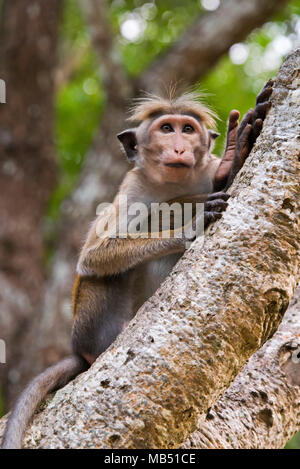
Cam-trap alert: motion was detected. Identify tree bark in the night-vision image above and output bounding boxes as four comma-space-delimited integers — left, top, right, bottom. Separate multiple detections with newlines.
0, 0, 62, 403
0, 48, 298, 449
29, 0, 293, 394
181, 286, 300, 449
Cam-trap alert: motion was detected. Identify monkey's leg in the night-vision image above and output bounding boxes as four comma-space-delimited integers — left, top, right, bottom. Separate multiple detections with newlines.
72, 274, 135, 364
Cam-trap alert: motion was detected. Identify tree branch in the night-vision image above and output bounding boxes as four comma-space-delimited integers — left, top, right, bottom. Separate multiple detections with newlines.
139, 0, 290, 92
78, 0, 132, 104
1, 48, 298, 449
181, 286, 300, 449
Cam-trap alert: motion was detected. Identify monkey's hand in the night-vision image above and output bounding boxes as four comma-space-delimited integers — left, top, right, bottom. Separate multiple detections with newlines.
214, 79, 274, 191
167, 191, 229, 236
203, 191, 230, 228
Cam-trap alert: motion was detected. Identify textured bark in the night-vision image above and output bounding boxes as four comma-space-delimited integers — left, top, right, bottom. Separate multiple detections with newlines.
30, 0, 292, 392
139, 0, 290, 93
0, 0, 62, 402
181, 286, 300, 449
0, 48, 298, 449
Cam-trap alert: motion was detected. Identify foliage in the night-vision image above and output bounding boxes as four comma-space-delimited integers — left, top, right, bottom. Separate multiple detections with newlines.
48, 1, 105, 221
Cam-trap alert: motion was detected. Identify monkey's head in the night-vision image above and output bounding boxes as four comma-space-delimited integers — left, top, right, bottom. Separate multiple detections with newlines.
118, 92, 219, 185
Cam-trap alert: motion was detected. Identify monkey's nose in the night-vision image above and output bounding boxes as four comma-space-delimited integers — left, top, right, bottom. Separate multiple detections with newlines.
174, 148, 185, 155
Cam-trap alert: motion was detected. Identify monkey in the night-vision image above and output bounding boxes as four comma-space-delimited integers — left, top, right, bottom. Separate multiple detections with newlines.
1, 80, 273, 449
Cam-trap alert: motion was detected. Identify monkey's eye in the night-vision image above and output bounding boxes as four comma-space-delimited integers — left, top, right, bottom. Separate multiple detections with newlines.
182, 124, 195, 133
160, 123, 173, 133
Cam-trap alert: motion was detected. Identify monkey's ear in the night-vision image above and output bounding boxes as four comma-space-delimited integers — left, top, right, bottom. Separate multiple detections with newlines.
117, 129, 138, 162
208, 130, 220, 151
208, 130, 220, 140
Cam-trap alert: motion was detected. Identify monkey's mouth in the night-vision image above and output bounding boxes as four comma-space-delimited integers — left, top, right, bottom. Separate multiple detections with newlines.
164, 162, 191, 169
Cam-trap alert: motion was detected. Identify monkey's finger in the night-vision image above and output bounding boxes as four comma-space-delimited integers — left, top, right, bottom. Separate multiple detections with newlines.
207, 191, 230, 201
205, 200, 228, 212
263, 78, 275, 90
253, 101, 271, 122
256, 79, 274, 104
258, 78, 274, 94
224, 110, 240, 153
238, 123, 252, 148
256, 86, 273, 105
211, 212, 223, 220
204, 211, 223, 227
228, 110, 240, 129
205, 199, 229, 208
236, 123, 252, 167
252, 118, 263, 142
237, 109, 253, 138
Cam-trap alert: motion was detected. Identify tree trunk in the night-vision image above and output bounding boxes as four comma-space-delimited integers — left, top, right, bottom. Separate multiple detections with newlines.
0, 0, 62, 403
181, 286, 300, 449
28, 0, 292, 395
0, 48, 298, 449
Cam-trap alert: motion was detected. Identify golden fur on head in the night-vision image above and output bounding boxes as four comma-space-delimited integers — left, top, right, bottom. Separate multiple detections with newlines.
128, 90, 218, 129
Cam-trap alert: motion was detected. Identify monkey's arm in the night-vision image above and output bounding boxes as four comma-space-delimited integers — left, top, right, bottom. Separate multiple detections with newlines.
77, 207, 190, 277
78, 237, 187, 277
214, 79, 274, 191
79, 237, 188, 277
77, 192, 229, 277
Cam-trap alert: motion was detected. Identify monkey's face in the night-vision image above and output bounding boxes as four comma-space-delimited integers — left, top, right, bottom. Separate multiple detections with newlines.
137, 114, 211, 185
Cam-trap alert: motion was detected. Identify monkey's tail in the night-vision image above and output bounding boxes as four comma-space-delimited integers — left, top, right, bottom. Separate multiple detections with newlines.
1, 355, 87, 449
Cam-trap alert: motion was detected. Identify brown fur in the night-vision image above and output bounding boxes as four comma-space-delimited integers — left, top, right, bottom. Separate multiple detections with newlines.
73, 102, 227, 360
129, 91, 218, 129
